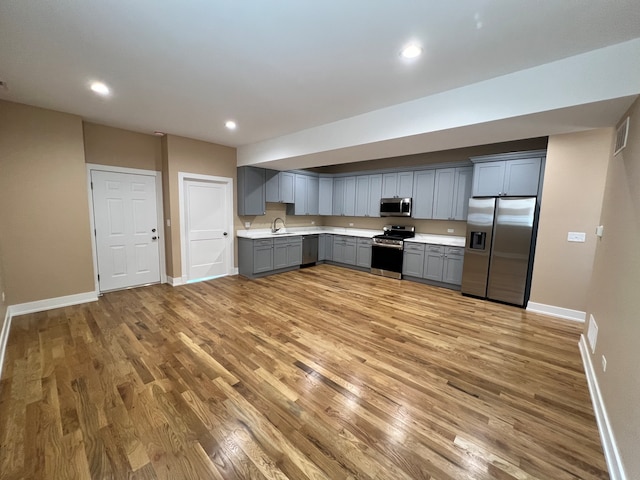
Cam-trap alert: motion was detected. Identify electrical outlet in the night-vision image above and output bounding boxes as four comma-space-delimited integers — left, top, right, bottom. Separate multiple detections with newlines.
166, 219, 171, 227
602, 355, 607, 372
596, 225, 604, 237
349, 223, 354, 227
567, 232, 586, 242
244, 222, 251, 228
447, 229, 454, 233
1, 291, 4, 303
311, 221, 315, 225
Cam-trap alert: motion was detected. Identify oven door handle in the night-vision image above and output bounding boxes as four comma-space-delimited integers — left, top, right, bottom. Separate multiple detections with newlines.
372, 243, 404, 250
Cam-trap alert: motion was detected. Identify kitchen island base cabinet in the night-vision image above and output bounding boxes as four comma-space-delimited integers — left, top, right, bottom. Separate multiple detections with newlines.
238, 237, 302, 279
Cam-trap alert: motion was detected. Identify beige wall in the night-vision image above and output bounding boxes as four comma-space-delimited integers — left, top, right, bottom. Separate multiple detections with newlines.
323, 216, 466, 236
83, 122, 162, 171
529, 129, 612, 312
163, 134, 237, 277
0, 100, 95, 304
0, 242, 7, 322
584, 99, 640, 478
239, 203, 322, 232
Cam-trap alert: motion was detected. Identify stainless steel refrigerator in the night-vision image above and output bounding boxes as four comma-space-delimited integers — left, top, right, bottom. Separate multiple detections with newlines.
461, 196, 537, 307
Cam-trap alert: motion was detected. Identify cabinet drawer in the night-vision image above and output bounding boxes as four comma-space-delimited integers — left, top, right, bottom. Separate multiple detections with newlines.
274, 236, 301, 246
254, 239, 273, 247
356, 237, 371, 246
426, 245, 444, 254
404, 243, 425, 253
445, 246, 464, 256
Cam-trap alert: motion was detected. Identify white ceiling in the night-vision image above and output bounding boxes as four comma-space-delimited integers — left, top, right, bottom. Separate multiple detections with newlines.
1, 1, 640, 167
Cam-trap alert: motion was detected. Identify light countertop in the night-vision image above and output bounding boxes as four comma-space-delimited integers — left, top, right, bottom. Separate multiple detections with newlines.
237, 227, 466, 247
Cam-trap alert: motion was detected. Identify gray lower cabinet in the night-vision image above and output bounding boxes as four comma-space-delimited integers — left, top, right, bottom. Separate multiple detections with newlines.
239, 237, 301, 278
274, 236, 302, 269
402, 242, 464, 287
318, 234, 326, 261
333, 235, 356, 265
402, 243, 425, 277
356, 238, 372, 268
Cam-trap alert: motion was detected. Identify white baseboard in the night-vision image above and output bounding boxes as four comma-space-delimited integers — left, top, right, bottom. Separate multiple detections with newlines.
579, 334, 627, 480
9, 291, 99, 317
232, 267, 239, 275
167, 276, 184, 287
0, 307, 12, 380
526, 302, 586, 322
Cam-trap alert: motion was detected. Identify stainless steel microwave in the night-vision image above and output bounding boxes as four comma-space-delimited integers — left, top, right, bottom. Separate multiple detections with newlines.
380, 197, 412, 217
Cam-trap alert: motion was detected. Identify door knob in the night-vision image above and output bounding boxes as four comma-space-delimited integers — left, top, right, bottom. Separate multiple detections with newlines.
152, 228, 156, 232
223, 232, 228, 236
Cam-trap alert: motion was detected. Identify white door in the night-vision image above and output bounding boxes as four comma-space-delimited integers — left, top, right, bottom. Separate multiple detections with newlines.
91, 170, 161, 291
184, 179, 231, 281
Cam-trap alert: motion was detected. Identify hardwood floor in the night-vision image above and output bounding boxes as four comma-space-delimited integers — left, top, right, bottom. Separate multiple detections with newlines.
0, 265, 608, 479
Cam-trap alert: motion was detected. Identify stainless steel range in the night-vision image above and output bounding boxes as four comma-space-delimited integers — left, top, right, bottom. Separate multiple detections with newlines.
370, 225, 415, 280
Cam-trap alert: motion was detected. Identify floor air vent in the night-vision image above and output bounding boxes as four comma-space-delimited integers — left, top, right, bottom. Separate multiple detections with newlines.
614, 117, 630, 156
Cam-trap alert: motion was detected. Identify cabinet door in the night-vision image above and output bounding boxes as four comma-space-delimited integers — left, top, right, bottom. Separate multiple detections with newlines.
423, 246, 445, 281
273, 243, 288, 269
402, 244, 425, 277
504, 158, 541, 196
472, 162, 505, 197
381, 173, 398, 198
333, 178, 345, 215
355, 176, 370, 217
265, 169, 280, 202
356, 238, 372, 268
368, 174, 382, 217
280, 172, 295, 203
325, 235, 333, 261
412, 170, 436, 219
343, 177, 356, 216
443, 254, 464, 285
319, 177, 333, 215
344, 238, 357, 265
238, 166, 266, 216
452, 167, 473, 220
432, 168, 456, 220
294, 174, 307, 215
398, 172, 414, 198
253, 245, 273, 273
318, 234, 326, 261
306, 176, 319, 215
288, 240, 303, 266
333, 236, 345, 263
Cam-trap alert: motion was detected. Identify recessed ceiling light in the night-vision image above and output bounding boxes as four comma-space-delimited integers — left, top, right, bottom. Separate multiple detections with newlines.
225, 120, 237, 130
153, 131, 165, 136
400, 44, 423, 59
90, 81, 110, 96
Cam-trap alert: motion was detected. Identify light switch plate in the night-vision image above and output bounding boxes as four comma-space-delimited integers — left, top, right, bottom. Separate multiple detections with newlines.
567, 232, 586, 242
596, 225, 604, 237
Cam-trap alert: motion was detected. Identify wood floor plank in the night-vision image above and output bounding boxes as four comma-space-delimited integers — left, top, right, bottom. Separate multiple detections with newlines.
0, 265, 609, 479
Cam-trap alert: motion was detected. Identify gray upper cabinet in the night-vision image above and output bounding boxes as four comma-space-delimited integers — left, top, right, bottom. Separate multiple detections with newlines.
237, 166, 266, 216
290, 174, 319, 215
355, 174, 382, 217
265, 170, 294, 203
319, 177, 333, 215
433, 167, 473, 221
412, 170, 436, 219
471, 153, 543, 197
382, 172, 414, 198
333, 176, 356, 216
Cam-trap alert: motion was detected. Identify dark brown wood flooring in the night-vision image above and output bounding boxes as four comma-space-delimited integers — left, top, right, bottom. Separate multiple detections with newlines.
0, 265, 608, 479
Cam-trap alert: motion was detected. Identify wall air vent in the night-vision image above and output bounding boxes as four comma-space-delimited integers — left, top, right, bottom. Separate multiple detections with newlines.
614, 117, 630, 156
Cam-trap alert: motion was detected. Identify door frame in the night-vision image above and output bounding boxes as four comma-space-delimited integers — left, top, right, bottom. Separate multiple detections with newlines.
178, 172, 235, 284
86, 164, 167, 293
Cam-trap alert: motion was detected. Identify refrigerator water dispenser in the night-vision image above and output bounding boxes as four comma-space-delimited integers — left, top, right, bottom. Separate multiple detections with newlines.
470, 231, 486, 250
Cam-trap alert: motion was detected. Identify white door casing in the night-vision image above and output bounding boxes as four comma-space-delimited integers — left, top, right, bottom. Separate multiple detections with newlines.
179, 173, 234, 283
91, 170, 161, 291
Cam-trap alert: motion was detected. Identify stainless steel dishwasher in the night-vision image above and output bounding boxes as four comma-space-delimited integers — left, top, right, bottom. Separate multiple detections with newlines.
301, 235, 319, 266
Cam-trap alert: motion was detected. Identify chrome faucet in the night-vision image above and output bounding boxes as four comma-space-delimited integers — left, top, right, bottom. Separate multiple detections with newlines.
271, 217, 286, 233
